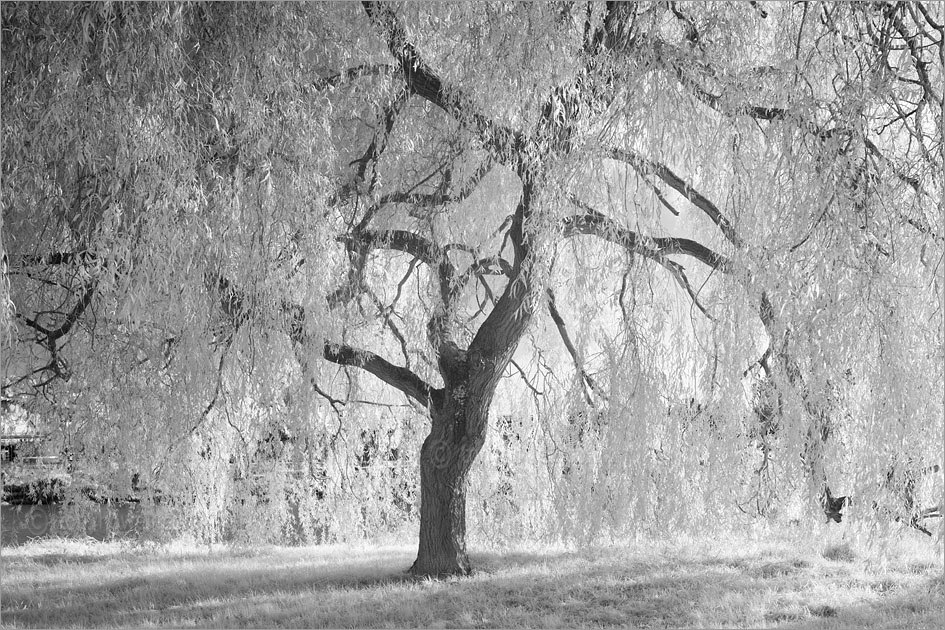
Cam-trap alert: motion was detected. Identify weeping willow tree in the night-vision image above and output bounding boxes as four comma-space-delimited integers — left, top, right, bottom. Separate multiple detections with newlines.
2, 2, 942, 575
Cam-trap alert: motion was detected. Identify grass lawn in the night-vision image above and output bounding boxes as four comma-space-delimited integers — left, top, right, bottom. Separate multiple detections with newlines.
1, 526, 942, 628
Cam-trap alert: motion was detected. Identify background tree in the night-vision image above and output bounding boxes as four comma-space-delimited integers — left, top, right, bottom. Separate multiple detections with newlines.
2, 1, 942, 576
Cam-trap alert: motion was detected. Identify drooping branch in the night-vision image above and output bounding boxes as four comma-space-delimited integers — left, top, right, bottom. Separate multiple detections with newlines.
364, 287, 412, 369
666, 55, 788, 122
640, 9, 942, 472
863, 139, 937, 210
189, 331, 236, 437
12, 280, 97, 392
652, 30, 941, 238
380, 157, 495, 219
352, 85, 412, 210
546, 288, 601, 404
454, 255, 513, 302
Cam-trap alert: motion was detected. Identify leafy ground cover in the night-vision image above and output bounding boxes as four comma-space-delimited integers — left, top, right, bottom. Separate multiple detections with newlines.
1, 526, 941, 628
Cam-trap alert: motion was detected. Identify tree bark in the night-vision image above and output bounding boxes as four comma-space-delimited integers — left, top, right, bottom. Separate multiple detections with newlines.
410, 388, 490, 576
411, 432, 477, 575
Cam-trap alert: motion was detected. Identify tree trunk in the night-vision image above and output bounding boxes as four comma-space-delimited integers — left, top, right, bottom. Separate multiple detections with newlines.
409, 388, 490, 576
407, 204, 534, 576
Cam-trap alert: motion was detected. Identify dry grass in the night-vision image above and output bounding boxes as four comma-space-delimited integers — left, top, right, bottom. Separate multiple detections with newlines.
1, 526, 942, 628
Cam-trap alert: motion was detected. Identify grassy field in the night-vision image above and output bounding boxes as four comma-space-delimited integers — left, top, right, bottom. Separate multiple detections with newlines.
1, 526, 942, 628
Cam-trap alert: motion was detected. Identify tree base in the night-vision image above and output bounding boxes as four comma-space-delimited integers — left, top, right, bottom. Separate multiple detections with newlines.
408, 552, 472, 577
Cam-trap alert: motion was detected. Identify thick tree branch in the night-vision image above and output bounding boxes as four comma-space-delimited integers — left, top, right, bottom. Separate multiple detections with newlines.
560, 206, 734, 273
352, 229, 456, 309
312, 63, 397, 91
204, 271, 442, 411
323, 342, 437, 407
18, 250, 99, 267
666, 57, 788, 122
362, 1, 521, 163
669, 2, 704, 50
466, 178, 537, 403
13, 251, 100, 340
560, 207, 723, 319
284, 302, 440, 409
606, 148, 741, 247
44, 286, 95, 341
585, 1, 641, 55
354, 229, 444, 267
890, 11, 944, 109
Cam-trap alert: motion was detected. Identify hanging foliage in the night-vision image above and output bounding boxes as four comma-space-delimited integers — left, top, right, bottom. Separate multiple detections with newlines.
2, 2, 942, 574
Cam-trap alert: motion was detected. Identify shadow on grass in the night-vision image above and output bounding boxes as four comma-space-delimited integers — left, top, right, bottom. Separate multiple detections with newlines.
774, 586, 943, 630
2, 545, 942, 628
6, 552, 119, 566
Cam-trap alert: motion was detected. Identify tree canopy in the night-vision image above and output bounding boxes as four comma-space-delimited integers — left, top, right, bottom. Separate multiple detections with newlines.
2, 1, 942, 574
